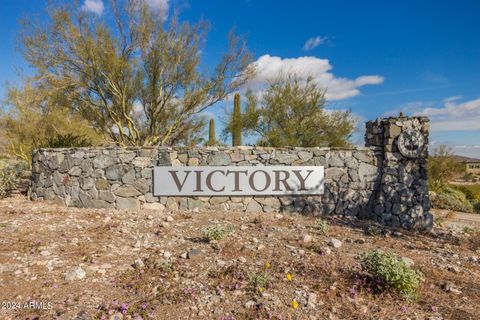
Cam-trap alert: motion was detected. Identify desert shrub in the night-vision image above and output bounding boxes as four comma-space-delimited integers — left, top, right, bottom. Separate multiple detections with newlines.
463, 173, 475, 182
202, 223, 234, 242
365, 225, 382, 237
451, 185, 476, 201
428, 146, 464, 192
455, 184, 480, 200
473, 201, 480, 214
430, 186, 474, 213
248, 272, 269, 292
43, 134, 92, 148
463, 226, 476, 234
360, 249, 422, 296
313, 218, 329, 235
0, 164, 20, 198
0, 159, 29, 173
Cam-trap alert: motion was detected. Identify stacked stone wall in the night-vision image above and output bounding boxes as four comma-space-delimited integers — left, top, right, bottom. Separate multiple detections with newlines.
365, 116, 431, 229
29, 116, 433, 230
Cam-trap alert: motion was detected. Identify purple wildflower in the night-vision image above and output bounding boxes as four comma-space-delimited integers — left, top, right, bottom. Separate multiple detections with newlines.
121, 303, 129, 314
348, 286, 357, 297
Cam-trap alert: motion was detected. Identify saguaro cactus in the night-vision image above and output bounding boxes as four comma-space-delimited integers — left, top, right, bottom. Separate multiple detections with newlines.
232, 93, 243, 146
208, 118, 216, 146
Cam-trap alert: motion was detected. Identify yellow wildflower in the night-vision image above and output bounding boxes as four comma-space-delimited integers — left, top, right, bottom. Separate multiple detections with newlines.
258, 287, 265, 293
286, 273, 293, 281
291, 299, 299, 309
265, 262, 271, 269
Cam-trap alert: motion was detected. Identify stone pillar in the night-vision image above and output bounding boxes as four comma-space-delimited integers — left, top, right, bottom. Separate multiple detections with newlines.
365, 116, 433, 231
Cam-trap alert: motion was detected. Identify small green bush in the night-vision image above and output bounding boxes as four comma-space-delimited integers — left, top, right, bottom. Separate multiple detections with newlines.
451, 185, 476, 201
202, 223, 234, 242
463, 226, 476, 234
365, 225, 381, 237
473, 201, 480, 214
0, 165, 20, 198
248, 272, 269, 292
360, 249, 422, 296
313, 218, 329, 235
43, 133, 92, 148
0, 159, 29, 172
430, 187, 474, 213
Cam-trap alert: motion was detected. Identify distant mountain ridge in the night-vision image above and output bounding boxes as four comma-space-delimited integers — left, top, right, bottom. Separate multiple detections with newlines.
451, 155, 480, 163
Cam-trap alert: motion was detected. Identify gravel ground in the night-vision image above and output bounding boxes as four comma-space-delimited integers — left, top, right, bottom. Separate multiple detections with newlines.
0, 196, 479, 320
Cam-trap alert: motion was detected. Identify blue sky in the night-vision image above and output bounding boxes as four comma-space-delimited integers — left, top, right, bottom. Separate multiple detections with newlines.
1, 0, 479, 156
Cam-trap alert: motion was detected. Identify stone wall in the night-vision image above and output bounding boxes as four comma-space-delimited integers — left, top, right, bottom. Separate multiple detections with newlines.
365, 116, 431, 230
29, 116, 432, 230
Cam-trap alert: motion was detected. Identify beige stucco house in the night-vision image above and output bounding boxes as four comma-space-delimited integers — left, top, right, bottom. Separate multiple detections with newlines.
466, 160, 480, 174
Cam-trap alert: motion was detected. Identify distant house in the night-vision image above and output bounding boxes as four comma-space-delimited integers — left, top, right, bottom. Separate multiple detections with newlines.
452, 155, 480, 174
466, 160, 480, 174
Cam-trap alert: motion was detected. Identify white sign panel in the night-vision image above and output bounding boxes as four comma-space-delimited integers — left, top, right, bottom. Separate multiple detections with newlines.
153, 166, 324, 196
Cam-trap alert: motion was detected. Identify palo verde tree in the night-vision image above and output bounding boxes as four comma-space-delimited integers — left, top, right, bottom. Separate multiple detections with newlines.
428, 145, 464, 192
0, 83, 103, 162
18, 0, 254, 147
237, 72, 356, 147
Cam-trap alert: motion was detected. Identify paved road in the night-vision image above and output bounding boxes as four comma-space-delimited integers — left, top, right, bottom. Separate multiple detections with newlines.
450, 212, 480, 227
432, 209, 480, 229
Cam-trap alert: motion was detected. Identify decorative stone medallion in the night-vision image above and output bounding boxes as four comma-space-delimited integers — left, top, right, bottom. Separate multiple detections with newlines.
397, 130, 425, 158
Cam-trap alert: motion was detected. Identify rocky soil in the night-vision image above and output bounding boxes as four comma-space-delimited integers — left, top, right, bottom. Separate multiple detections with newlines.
0, 196, 479, 320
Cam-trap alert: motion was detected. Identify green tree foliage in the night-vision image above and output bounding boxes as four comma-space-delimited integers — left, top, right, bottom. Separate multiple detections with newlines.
232, 93, 243, 146
0, 84, 103, 162
234, 73, 356, 147
427, 145, 464, 192
44, 134, 93, 149
17, 0, 254, 147
0, 132, 8, 158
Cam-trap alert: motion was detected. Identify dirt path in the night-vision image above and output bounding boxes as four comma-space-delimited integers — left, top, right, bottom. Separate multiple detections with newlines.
432, 208, 480, 229
452, 212, 480, 227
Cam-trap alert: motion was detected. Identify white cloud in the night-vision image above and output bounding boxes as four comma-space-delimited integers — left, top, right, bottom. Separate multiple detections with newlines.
443, 95, 462, 103
303, 36, 328, 51
383, 100, 434, 117
82, 0, 104, 15
145, 0, 170, 21
414, 97, 480, 131
244, 55, 384, 100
